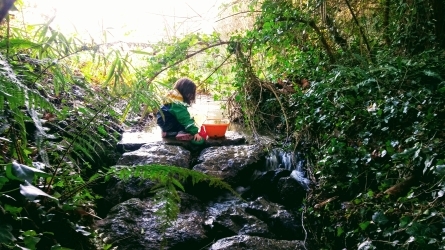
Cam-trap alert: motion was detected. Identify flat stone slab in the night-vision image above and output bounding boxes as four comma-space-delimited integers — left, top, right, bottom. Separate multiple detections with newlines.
117, 130, 246, 153
117, 142, 191, 168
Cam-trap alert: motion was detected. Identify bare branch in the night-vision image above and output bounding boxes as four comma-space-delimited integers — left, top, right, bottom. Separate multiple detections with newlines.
146, 41, 230, 84
216, 11, 262, 23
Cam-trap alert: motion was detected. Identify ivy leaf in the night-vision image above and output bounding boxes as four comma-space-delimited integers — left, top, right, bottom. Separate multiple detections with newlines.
20, 181, 58, 201
23, 234, 40, 250
0, 224, 16, 244
423, 70, 442, 79
358, 240, 375, 250
372, 211, 388, 225
435, 165, 445, 176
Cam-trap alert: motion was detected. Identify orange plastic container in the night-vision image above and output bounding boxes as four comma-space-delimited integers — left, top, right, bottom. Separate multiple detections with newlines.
202, 119, 230, 138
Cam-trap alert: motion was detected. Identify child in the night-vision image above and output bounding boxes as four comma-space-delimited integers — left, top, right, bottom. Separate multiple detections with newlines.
156, 78, 203, 141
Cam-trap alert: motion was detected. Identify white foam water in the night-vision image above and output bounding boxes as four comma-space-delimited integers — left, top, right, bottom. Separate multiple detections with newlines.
265, 148, 310, 191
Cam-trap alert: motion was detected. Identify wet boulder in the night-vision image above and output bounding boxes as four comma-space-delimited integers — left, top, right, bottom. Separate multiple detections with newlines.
250, 169, 290, 198
250, 170, 306, 208
96, 193, 209, 250
209, 235, 306, 250
102, 176, 157, 207
205, 131, 246, 146
204, 196, 303, 241
245, 197, 303, 240
276, 176, 306, 208
205, 199, 272, 239
116, 132, 158, 152
117, 142, 191, 168
193, 145, 266, 186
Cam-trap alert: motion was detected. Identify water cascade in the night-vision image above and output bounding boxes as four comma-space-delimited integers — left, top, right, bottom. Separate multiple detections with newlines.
265, 148, 310, 191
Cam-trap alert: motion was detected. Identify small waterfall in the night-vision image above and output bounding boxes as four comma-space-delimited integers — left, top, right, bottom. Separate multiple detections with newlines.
265, 148, 310, 191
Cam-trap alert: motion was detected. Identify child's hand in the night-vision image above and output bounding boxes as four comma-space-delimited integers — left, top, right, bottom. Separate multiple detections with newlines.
194, 133, 203, 141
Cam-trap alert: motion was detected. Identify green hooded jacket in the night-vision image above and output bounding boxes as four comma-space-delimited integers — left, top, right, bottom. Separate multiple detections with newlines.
160, 90, 199, 135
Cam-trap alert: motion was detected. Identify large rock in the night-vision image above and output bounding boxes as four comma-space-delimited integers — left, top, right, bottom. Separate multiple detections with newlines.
245, 197, 303, 240
117, 142, 191, 168
204, 196, 303, 241
96, 193, 209, 250
205, 199, 271, 239
205, 131, 246, 146
193, 145, 266, 186
117, 131, 247, 153
209, 235, 306, 250
250, 169, 306, 208
102, 176, 157, 207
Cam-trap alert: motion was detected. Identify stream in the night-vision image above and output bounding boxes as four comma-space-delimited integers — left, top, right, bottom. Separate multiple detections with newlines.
97, 95, 310, 250
120, 95, 241, 144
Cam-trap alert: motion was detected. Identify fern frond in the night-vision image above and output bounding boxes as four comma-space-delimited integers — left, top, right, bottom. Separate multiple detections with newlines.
107, 164, 239, 243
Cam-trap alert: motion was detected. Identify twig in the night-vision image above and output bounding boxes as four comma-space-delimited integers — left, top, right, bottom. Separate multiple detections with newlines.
215, 11, 263, 23
262, 82, 291, 138
146, 41, 230, 85
300, 205, 308, 250
199, 54, 233, 86
344, 0, 373, 61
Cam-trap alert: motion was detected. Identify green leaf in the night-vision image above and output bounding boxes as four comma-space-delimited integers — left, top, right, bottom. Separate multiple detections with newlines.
171, 178, 185, 192
435, 165, 445, 176
423, 70, 442, 79
20, 181, 58, 201
4, 204, 22, 216
97, 125, 107, 136
8, 162, 50, 183
0, 224, 16, 244
0, 176, 9, 189
359, 221, 370, 230
23, 234, 40, 250
399, 216, 410, 227
22, 230, 37, 237
337, 226, 344, 236
372, 211, 388, 225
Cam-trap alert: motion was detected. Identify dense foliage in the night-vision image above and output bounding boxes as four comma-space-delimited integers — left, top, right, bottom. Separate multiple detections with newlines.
1, 0, 445, 249
226, 0, 445, 249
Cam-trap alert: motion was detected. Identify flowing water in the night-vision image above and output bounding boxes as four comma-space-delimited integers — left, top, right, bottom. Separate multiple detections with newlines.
265, 148, 311, 191
121, 95, 241, 144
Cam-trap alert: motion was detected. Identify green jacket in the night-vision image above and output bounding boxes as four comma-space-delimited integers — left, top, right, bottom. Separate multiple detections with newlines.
161, 90, 199, 135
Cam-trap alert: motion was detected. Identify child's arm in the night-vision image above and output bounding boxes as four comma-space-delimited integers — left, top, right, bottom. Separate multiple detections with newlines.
169, 103, 199, 135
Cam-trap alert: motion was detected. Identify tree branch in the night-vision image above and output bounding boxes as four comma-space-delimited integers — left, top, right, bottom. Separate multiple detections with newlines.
344, 0, 373, 60
274, 17, 336, 63
216, 11, 262, 23
200, 54, 233, 85
146, 41, 230, 84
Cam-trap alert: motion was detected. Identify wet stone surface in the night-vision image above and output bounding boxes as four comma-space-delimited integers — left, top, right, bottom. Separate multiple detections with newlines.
99, 107, 309, 249
193, 144, 266, 186
96, 194, 209, 250
209, 235, 305, 250
117, 142, 191, 168
117, 130, 247, 153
